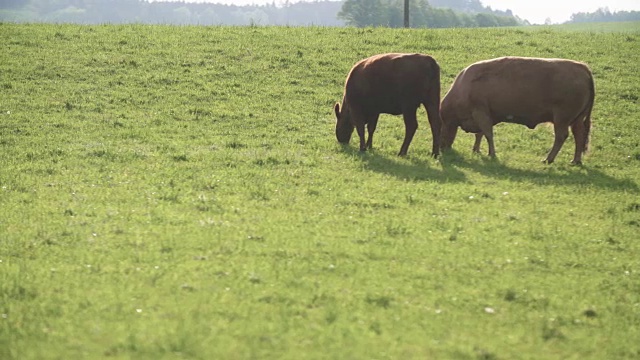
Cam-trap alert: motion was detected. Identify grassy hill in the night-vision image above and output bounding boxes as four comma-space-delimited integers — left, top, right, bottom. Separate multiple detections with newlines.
530, 20, 640, 33
1, 23, 639, 359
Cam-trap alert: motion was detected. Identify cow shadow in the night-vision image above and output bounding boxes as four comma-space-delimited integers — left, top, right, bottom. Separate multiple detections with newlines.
441, 149, 639, 192
339, 145, 468, 183
339, 145, 639, 192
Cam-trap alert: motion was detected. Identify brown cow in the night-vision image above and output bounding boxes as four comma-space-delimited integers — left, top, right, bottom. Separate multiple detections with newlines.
440, 56, 595, 164
334, 53, 442, 157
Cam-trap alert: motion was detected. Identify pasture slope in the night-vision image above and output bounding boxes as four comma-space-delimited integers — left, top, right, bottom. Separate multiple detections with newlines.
1, 22, 639, 359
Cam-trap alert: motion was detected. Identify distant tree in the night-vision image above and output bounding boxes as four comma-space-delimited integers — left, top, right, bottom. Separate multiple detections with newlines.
200, 8, 222, 25
172, 7, 192, 24
437, 8, 462, 27
386, 1, 404, 27
338, 0, 520, 28
428, 0, 487, 13
568, 7, 640, 23
407, 0, 431, 27
474, 12, 498, 27
0, 0, 523, 27
338, 0, 388, 27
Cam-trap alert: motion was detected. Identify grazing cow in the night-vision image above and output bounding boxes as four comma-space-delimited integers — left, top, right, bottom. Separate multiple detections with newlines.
334, 53, 442, 157
440, 56, 595, 164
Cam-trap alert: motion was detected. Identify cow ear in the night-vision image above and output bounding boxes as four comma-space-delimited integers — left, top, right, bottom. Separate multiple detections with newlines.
334, 103, 340, 120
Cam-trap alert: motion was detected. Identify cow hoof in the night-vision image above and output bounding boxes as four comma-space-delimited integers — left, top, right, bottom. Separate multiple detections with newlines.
542, 159, 554, 164
571, 160, 583, 166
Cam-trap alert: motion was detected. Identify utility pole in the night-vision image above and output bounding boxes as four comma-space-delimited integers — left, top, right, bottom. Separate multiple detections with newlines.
404, 0, 409, 27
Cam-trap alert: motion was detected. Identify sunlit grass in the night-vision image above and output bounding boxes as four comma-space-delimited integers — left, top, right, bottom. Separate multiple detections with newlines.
538, 20, 640, 33
0, 23, 639, 359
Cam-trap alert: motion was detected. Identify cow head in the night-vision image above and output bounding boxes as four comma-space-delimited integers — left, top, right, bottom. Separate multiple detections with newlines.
334, 102, 354, 144
439, 106, 458, 150
440, 123, 459, 150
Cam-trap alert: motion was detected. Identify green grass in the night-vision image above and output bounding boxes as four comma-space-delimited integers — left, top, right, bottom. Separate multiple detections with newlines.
544, 20, 640, 33
1, 23, 639, 359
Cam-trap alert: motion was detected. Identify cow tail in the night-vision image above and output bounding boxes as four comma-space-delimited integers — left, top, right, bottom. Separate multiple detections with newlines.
434, 60, 441, 106
582, 73, 595, 154
430, 58, 442, 146
430, 58, 441, 117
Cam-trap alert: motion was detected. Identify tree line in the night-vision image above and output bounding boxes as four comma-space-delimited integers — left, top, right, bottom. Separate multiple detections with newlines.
0, 0, 524, 27
1, 0, 636, 27
567, 7, 640, 23
338, 0, 522, 28
0, 0, 341, 26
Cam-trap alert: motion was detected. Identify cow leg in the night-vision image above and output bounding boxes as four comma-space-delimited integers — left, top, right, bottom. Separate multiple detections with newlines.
570, 119, 586, 165
472, 110, 496, 157
349, 109, 367, 152
424, 101, 441, 157
399, 110, 418, 156
544, 123, 569, 164
366, 115, 380, 150
356, 123, 366, 151
472, 133, 483, 153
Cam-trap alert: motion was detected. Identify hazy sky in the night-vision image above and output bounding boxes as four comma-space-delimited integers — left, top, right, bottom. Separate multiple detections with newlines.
152, 0, 640, 24
480, 0, 640, 24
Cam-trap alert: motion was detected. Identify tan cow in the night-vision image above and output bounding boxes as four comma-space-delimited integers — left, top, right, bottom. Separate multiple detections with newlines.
334, 53, 442, 157
440, 56, 595, 164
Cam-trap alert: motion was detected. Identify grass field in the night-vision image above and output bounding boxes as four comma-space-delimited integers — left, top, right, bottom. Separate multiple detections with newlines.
1, 22, 639, 359
546, 20, 640, 33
